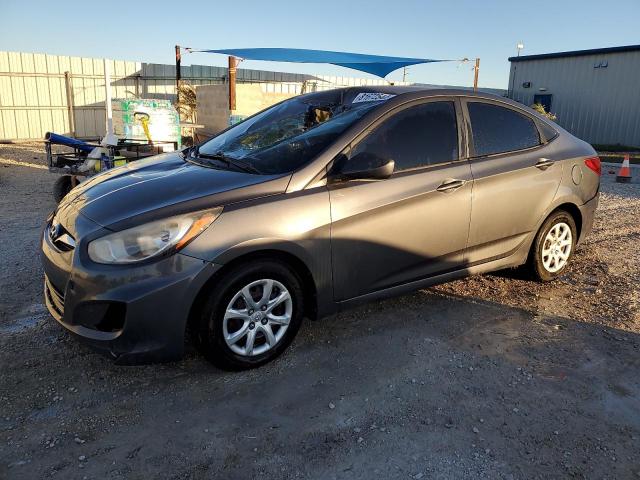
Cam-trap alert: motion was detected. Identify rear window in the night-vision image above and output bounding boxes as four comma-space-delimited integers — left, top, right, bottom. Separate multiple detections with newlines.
468, 102, 540, 156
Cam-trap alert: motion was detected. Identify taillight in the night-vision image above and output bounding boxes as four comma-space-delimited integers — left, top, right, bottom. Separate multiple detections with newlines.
584, 156, 601, 176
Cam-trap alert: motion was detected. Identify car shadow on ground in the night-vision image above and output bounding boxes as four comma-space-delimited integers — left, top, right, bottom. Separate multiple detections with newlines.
2, 285, 639, 479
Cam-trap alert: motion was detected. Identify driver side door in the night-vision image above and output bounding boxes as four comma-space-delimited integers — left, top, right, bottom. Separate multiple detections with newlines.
328, 99, 473, 301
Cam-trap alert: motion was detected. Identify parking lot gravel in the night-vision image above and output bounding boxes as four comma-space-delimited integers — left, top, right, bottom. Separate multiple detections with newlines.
1, 143, 639, 479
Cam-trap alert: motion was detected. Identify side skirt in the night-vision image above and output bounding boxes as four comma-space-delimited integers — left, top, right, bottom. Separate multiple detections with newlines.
333, 236, 532, 314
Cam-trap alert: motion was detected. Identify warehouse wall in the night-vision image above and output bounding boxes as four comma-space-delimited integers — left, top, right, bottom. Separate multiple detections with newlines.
0, 51, 402, 141
508, 50, 640, 147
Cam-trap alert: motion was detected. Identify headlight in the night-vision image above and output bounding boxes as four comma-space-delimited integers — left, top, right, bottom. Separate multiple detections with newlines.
88, 207, 222, 264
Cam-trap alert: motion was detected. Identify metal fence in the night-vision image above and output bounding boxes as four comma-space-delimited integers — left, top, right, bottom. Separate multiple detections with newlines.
0, 51, 402, 141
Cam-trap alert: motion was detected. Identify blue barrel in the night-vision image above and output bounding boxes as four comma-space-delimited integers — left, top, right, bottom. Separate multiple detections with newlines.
44, 132, 94, 153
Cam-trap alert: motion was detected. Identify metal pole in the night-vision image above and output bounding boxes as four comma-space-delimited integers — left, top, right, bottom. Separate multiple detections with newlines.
473, 58, 480, 92
511, 43, 523, 98
175, 45, 182, 110
228, 56, 237, 111
64, 71, 75, 137
104, 59, 114, 139
509, 64, 517, 99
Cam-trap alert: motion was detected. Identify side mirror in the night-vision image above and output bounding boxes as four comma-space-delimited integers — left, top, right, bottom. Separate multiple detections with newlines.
331, 152, 395, 182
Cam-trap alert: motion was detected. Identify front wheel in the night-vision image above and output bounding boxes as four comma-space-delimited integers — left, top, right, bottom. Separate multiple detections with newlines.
528, 210, 577, 281
53, 175, 80, 203
53, 175, 73, 203
194, 260, 305, 370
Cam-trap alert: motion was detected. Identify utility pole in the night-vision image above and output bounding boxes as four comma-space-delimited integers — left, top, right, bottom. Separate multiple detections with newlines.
402, 67, 408, 83
473, 58, 480, 92
228, 56, 237, 112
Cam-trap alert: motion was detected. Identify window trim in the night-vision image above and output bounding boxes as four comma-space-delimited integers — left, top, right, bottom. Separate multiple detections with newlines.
461, 98, 555, 160
346, 97, 465, 176
535, 118, 559, 144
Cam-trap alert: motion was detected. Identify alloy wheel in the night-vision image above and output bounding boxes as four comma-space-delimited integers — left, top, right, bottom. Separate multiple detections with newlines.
541, 222, 572, 273
222, 279, 293, 357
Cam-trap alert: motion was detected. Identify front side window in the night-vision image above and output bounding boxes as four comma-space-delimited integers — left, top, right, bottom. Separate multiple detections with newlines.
468, 102, 540, 156
350, 101, 458, 172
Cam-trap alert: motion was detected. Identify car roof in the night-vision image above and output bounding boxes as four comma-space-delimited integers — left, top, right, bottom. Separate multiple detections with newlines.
299, 85, 514, 107
294, 85, 555, 129
355, 86, 556, 120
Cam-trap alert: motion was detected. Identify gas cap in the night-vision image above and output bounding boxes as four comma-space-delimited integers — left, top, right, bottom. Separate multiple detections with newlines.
571, 164, 583, 185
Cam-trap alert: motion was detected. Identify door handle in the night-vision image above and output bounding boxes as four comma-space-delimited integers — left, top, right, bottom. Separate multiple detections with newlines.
535, 158, 555, 170
436, 179, 467, 192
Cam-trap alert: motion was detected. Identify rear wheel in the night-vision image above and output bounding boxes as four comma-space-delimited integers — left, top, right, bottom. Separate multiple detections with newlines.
194, 260, 304, 370
528, 210, 577, 281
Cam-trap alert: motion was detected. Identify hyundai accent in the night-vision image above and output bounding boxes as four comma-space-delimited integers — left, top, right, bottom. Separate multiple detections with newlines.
41, 87, 600, 369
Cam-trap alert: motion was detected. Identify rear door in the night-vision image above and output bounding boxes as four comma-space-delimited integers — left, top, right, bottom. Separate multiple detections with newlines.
329, 98, 473, 301
462, 99, 562, 263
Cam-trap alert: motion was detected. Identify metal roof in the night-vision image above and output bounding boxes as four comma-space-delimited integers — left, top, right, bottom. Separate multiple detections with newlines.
508, 44, 640, 63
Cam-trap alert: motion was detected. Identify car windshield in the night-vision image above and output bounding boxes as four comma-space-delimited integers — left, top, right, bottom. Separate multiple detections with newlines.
195, 95, 384, 174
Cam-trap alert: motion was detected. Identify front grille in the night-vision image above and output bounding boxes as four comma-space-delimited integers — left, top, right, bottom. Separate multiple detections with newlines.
44, 276, 65, 319
48, 217, 76, 252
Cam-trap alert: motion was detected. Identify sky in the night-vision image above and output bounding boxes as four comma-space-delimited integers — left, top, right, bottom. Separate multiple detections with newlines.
1, 0, 639, 88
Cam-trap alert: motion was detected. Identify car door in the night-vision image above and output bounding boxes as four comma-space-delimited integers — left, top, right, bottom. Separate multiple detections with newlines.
328, 98, 473, 301
462, 99, 563, 263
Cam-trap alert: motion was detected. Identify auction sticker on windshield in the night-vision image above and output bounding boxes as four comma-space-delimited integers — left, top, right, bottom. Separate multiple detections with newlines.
352, 92, 396, 103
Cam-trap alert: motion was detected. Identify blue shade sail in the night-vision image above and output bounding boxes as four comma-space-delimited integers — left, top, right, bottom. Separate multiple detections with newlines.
186, 47, 445, 78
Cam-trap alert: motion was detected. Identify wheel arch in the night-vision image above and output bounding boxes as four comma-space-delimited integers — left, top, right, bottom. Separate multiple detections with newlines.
550, 202, 583, 241
523, 200, 584, 268
186, 248, 319, 340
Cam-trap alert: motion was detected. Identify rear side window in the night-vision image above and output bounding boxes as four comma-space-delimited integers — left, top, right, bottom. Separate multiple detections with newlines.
468, 102, 540, 156
351, 101, 458, 172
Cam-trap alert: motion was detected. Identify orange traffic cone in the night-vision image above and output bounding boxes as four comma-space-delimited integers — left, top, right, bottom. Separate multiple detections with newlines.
616, 154, 632, 183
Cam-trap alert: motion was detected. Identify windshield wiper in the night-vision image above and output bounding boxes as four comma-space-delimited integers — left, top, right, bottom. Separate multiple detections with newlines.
192, 149, 262, 174
180, 145, 197, 159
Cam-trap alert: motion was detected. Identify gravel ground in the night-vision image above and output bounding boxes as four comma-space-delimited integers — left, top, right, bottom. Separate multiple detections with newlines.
1, 143, 639, 480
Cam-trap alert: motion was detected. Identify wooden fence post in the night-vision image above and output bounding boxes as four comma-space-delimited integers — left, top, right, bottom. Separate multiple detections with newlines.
64, 71, 76, 137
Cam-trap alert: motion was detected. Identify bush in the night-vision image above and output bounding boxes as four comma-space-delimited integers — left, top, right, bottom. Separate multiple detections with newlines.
531, 103, 557, 121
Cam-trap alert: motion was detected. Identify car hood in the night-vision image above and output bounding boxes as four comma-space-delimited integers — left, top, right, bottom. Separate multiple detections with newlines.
62, 152, 291, 228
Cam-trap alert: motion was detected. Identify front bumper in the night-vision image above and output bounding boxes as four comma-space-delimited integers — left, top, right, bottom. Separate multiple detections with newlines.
41, 212, 220, 363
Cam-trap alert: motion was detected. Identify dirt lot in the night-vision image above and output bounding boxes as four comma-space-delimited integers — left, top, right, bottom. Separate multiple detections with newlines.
1, 143, 639, 480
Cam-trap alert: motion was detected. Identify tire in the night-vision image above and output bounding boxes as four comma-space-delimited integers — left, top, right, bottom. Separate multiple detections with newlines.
527, 210, 577, 282
53, 175, 73, 203
194, 260, 305, 370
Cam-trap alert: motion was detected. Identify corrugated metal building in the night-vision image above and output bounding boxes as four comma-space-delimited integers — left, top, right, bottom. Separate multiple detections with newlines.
508, 45, 640, 148
0, 50, 406, 141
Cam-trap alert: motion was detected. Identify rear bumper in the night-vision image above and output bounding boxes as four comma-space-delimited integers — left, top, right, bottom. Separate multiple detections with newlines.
42, 225, 220, 363
577, 191, 599, 246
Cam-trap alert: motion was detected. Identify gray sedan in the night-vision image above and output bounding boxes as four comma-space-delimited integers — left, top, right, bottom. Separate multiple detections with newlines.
41, 87, 600, 369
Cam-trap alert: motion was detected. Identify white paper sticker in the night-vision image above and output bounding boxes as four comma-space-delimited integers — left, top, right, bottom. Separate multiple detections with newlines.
352, 92, 396, 103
